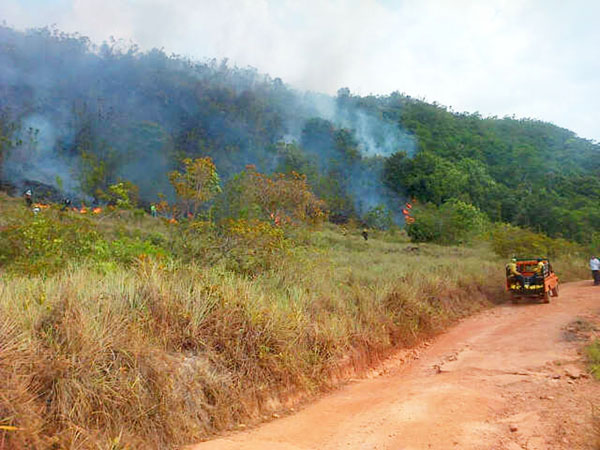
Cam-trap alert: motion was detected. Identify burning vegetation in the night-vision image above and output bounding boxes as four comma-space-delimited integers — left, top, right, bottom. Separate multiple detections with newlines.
2, 25, 600, 242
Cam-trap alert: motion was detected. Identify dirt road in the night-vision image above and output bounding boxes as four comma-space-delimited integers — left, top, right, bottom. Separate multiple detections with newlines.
193, 281, 600, 449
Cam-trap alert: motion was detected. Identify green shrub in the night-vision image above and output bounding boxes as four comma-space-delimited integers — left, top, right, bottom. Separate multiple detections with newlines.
0, 214, 100, 274
407, 199, 488, 245
95, 237, 168, 265
219, 218, 288, 275
363, 204, 394, 230
490, 223, 582, 258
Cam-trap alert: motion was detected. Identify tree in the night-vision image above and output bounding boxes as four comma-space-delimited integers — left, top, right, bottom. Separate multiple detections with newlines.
103, 181, 139, 209
385, 151, 469, 204
363, 204, 394, 230
168, 157, 221, 215
215, 165, 327, 226
406, 199, 488, 244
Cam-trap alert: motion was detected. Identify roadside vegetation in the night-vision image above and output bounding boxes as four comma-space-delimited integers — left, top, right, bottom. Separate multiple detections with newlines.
583, 336, 600, 447
586, 340, 600, 380
0, 173, 592, 448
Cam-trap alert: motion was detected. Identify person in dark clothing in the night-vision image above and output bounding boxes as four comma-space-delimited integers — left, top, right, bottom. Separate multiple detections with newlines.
24, 189, 33, 207
61, 198, 72, 211
362, 228, 368, 241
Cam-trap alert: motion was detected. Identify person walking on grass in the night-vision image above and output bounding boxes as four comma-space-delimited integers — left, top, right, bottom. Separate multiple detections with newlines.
24, 188, 33, 207
590, 256, 600, 286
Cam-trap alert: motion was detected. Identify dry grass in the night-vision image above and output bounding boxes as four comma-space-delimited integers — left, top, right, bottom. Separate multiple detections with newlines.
0, 197, 589, 448
0, 229, 507, 448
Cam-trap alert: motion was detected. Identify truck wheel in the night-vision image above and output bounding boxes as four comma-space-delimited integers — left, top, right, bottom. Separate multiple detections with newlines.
542, 291, 550, 303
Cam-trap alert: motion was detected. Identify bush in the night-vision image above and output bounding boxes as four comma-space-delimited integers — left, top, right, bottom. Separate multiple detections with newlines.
0, 214, 100, 274
94, 237, 168, 265
490, 223, 582, 258
363, 204, 394, 230
407, 199, 488, 245
214, 166, 327, 226
219, 218, 287, 275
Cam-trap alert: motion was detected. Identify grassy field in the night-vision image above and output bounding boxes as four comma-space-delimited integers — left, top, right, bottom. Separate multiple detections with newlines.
0, 193, 590, 448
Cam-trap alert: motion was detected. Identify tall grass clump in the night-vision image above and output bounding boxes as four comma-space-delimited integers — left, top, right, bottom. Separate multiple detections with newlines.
586, 340, 600, 380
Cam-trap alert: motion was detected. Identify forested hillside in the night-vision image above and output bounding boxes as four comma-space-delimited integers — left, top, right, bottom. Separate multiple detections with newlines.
2, 24, 598, 449
1, 25, 599, 243
381, 98, 600, 242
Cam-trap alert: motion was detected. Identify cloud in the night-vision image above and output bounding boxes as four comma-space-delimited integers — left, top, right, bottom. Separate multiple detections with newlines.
1, 0, 599, 140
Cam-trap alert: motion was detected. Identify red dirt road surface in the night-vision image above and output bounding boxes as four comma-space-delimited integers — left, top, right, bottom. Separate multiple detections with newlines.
192, 281, 600, 449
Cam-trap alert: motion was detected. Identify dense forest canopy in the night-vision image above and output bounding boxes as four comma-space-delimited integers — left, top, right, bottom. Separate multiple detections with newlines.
1, 26, 599, 242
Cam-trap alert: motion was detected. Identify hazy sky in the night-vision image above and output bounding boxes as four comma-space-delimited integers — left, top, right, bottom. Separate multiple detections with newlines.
2, 0, 599, 141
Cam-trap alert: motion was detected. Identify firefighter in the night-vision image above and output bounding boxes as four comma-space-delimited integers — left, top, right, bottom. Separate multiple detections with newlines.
61, 198, 72, 211
150, 204, 157, 217
506, 258, 524, 288
531, 258, 546, 287
536, 258, 545, 271
24, 188, 33, 207
362, 228, 369, 241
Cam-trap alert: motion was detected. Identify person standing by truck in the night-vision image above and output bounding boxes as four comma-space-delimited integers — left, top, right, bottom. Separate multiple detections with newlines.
590, 256, 600, 286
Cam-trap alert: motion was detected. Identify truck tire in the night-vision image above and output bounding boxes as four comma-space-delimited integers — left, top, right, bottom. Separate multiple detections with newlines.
542, 290, 550, 303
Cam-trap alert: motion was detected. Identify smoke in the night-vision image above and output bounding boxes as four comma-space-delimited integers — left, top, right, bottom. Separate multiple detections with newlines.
337, 108, 416, 157
291, 91, 415, 215
2, 114, 80, 193
0, 25, 414, 219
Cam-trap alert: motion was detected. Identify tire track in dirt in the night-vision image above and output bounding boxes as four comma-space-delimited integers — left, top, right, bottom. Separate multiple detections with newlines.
191, 281, 600, 449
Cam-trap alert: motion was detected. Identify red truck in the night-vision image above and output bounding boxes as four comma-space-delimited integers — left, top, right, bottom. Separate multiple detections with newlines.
506, 258, 559, 304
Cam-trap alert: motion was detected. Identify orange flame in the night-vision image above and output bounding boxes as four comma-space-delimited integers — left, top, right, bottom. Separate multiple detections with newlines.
92, 207, 102, 214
